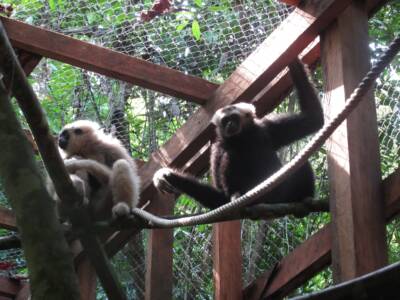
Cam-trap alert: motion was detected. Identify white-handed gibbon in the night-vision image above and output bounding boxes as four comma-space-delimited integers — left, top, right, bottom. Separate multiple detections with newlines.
46, 156, 112, 221
55, 120, 141, 218
153, 58, 324, 209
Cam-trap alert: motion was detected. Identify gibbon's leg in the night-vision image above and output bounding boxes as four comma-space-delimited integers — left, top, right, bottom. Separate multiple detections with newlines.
110, 159, 140, 217
69, 173, 90, 206
153, 168, 229, 209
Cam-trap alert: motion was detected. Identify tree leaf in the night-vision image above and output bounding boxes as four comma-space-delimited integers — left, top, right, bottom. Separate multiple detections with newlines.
176, 20, 189, 31
48, 0, 56, 11
192, 20, 201, 41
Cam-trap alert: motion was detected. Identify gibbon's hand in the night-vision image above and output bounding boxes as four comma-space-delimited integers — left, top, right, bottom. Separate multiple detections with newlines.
153, 168, 180, 194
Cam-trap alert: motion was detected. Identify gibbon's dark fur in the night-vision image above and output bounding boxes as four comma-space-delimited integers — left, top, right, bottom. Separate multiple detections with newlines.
153, 59, 324, 209
53, 120, 141, 218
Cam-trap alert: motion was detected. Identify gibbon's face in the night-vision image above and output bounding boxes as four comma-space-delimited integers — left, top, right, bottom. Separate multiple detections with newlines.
211, 102, 256, 138
58, 120, 99, 155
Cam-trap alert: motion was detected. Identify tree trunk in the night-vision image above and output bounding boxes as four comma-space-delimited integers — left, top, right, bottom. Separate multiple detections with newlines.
0, 82, 80, 299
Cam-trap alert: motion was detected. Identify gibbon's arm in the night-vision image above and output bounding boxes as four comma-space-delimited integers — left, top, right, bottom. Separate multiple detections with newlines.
154, 168, 229, 209
267, 59, 324, 149
64, 159, 112, 185
210, 143, 225, 190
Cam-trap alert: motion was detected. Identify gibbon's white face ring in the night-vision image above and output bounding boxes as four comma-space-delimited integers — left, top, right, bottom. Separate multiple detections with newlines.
211, 102, 256, 125
211, 102, 256, 137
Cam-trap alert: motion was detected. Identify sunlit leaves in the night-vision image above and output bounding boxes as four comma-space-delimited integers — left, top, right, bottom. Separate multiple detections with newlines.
191, 19, 201, 41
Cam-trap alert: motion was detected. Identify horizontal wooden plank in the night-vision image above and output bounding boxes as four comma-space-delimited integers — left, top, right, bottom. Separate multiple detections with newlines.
2, 17, 217, 105
0, 277, 20, 298
0, 207, 16, 231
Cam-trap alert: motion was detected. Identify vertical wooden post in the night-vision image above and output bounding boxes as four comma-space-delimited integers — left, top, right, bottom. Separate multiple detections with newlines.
145, 193, 174, 300
71, 239, 97, 300
321, 1, 387, 283
77, 259, 97, 300
213, 221, 242, 300
15, 282, 30, 300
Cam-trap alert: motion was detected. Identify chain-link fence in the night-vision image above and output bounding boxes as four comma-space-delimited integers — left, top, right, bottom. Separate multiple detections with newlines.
0, 0, 398, 299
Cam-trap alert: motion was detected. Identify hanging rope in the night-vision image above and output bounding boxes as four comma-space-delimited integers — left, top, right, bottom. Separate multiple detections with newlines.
130, 35, 400, 229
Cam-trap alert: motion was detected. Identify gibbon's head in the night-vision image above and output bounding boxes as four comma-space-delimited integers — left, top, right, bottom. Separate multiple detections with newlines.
58, 120, 101, 156
211, 102, 256, 138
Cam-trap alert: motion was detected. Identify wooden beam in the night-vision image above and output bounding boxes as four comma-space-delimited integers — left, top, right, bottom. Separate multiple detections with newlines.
244, 166, 400, 299
279, 0, 301, 6
77, 260, 97, 300
383, 168, 400, 220
1, 17, 217, 105
292, 261, 400, 300
145, 193, 174, 300
321, 1, 387, 282
15, 282, 30, 300
0, 277, 19, 298
104, 0, 356, 260
79, 233, 127, 300
0, 207, 16, 231
262, 225, 332, 299
213, 221, 242, 300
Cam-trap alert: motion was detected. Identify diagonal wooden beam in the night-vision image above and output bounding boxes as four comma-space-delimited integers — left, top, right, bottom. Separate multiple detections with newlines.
243, 167, 400, 300
1, 17, 217, 105
15, 282, 30, 300
0, 207, 16, 231
102, 0, 357, 260
0, 277, 20, 298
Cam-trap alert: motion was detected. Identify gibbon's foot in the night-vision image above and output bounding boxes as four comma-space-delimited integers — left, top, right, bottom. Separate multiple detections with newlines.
153, 168, 180, 194
112, 202, 131, 218
231, 193, 241, 202
70, 174, 89, 207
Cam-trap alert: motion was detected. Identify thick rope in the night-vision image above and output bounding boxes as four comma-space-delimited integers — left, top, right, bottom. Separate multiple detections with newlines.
131, 36, 400, 228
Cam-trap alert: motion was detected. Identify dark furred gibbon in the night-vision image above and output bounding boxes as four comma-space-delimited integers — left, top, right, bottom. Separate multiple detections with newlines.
153, 59, 324, 209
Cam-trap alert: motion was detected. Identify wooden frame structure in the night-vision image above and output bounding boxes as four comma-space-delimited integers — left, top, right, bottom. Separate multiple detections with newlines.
0, 0, 397, 299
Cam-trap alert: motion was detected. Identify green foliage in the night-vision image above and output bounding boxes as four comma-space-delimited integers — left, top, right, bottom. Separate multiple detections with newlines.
192, 20, 201, 41
0, 0, 399, 299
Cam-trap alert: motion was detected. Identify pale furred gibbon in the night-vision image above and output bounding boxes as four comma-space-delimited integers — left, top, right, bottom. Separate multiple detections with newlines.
46, 156, 113, 221
56, 120, 141, 217
153, 59, 324, 209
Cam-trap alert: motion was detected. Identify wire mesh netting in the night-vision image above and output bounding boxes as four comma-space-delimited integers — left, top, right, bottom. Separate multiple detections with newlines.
0, 0, 398, 299
10, 0, 292, 81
